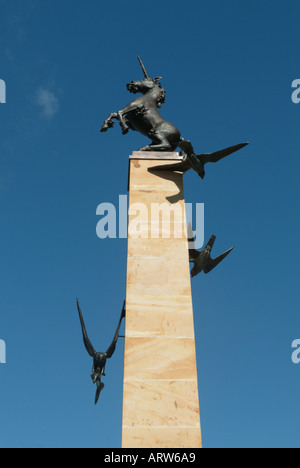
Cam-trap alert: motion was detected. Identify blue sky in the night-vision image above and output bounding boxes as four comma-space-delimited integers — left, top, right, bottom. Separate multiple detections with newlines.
0, 0, 299, 448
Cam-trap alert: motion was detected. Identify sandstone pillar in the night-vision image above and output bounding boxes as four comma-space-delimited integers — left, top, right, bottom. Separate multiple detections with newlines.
122, 152, 202, 449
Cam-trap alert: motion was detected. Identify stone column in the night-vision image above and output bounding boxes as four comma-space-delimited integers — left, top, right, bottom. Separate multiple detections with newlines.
122, 152, 202, 449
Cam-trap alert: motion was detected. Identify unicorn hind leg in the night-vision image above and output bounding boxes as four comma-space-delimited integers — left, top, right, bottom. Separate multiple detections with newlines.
139, 126, 181, 152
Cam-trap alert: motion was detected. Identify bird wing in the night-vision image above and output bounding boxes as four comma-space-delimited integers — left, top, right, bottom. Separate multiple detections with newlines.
105, 301, 126, 359
198, 142, 249, 165
187, 153, 205, 178
203, 247, 234, 274
148, 160, 191, 174
77, 299, 96, 358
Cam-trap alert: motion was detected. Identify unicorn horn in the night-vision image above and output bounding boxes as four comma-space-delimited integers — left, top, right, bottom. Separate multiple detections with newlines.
137, 56, 150, 79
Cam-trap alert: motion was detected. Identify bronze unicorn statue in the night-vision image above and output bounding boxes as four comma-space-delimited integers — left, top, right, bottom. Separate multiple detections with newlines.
100, 56, 182, 152
100, 56, 249, 177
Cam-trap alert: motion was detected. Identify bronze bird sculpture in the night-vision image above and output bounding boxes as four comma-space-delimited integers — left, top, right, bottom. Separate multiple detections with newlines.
188, 230, 234, 277
76, 299, 126, 405
149, 140, 249, 179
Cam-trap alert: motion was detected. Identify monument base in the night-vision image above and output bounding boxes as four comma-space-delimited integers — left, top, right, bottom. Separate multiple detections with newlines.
122, 152, 202, 449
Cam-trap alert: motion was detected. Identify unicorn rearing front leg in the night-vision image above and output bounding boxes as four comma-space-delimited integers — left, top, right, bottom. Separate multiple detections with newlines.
100, 99, 144, 135
100, 112, 118, 133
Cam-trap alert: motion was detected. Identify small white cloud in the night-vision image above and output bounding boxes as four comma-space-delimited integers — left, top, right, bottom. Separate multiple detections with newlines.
36, 88, 59, 118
